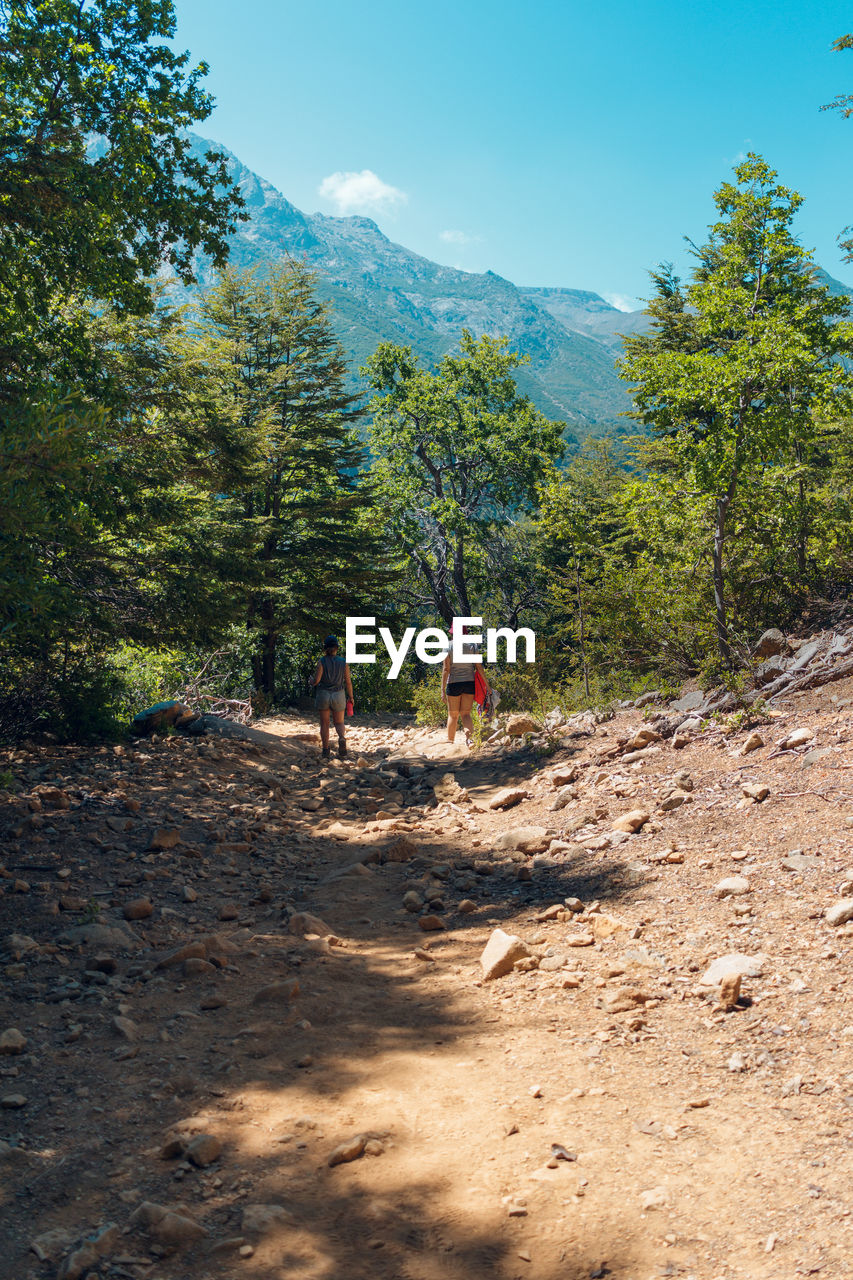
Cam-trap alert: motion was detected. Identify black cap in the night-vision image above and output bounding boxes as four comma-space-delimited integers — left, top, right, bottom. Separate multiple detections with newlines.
324, 635, 339, 648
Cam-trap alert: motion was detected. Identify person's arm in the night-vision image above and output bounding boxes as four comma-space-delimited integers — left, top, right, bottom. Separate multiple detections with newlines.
308, 660, 323, 689
344, 664, 354, 701
441, 655, 450, 700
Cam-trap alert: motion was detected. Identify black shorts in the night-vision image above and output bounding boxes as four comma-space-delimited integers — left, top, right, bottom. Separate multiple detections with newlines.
446, 680, 475, 698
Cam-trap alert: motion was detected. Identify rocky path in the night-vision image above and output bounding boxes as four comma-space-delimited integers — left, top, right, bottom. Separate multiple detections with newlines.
2, 688, 853, 1280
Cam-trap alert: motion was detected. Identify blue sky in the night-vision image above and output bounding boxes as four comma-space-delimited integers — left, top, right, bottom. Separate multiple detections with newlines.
174, 0, 853, 309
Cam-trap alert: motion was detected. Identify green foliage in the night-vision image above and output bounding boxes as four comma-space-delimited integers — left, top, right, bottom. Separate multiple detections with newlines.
109, 645, 194, 720
468, 703, 487, 751
0, 651, 127, 742
412, 675, 446, 727
363, 330, 565, 625
539, 157, 853, 695
720, 699, 771, 733
0, 769, 14, 789
347, 658, 415, 715
79, 898, 102, 924
0, 0, 245, 348
0, 3, 252, 741
194, 264, 399, 700
619, 155, 853, 664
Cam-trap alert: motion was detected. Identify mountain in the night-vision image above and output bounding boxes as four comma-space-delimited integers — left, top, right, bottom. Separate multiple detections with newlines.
179, 137, 853, 440
182, 135, 648, 439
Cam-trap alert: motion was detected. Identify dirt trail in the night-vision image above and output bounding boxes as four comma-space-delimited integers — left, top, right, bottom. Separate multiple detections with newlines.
2, 689, 853, 1280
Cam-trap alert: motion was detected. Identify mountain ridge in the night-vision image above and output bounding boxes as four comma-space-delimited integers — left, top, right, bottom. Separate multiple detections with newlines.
179, 135, 853, 439
183, 134, 647, 438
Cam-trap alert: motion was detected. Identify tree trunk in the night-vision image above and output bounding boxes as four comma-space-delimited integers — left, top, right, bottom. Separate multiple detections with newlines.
575, 557, 590, 698
713, 495, 731, 665
250, 598, 277, 700
452, 533, 471, 618
797, 467, 807, 579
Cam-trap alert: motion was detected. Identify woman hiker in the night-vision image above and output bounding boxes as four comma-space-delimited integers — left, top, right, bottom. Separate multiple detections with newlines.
309, 635, 354, 758
441, 635, 492, 746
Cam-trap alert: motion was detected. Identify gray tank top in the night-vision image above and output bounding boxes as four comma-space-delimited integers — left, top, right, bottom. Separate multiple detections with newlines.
448, 660, 475, 682
317, 655, 346, 691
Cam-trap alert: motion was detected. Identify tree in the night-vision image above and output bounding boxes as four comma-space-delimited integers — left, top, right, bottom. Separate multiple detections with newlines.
0, 294, 247, 660
537, 439, 628, 692
363, 330, 565, 626
0, 0, 245, 363
619, 155, 853, 665
196, 264, 394, 701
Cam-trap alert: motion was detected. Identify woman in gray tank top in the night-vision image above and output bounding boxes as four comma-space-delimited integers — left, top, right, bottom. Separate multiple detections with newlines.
441, 634, 490, 745
308, 635, 354, 758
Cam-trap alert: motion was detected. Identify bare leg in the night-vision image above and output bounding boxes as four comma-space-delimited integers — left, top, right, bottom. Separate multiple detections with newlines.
446, 694, 462, 742
318, 708, 331, 750
333, 708, 346, 752
459, 692, 476, 743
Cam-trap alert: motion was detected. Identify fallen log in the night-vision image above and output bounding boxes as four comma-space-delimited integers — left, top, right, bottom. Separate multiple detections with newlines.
767, 655, 853, 702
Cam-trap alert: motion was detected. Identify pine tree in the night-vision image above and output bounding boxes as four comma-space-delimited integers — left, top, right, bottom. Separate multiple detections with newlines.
196, 263, 393, 700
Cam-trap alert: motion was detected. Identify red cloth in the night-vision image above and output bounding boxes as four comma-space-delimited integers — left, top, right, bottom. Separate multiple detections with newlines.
474, 667, 488, 710
346, 699, 354, 716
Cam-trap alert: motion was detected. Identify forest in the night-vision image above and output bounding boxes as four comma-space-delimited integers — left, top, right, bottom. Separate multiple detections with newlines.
3, 0, 853, 743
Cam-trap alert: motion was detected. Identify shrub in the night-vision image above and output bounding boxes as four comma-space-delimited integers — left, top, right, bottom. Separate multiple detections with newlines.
412, 675, 446, 726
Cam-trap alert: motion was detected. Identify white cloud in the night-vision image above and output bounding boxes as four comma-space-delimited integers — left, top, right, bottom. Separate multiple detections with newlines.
318, 169, 407, 215
603, 291, 643, 313
440, 229, 481, 246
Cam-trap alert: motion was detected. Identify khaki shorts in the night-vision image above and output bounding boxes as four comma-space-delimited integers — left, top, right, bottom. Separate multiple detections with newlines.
315, 688, 346, 712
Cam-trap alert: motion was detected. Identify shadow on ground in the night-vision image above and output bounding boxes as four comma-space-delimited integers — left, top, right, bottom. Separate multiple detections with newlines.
1, 725, 651, 1280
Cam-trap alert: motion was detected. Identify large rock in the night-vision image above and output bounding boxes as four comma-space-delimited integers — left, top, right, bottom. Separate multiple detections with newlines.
779, 727, 813, 750
288, 912, 335, 938
149, 827, 180, 851
242, 1204, 291, 1236
612, 809, 650, 834
251, 979, 300, 1005
624, 728, 661, 751
699, 953, 767, 987
433, 773, 468, 803
57, 920, 136, 950
670, 690, 705, 713
123, 898, 153, 921
57, 1224, 120, 1280
488, 787, 529, 810
185, 1133, 221, 1167
754, 656, 787, 686
754, 627, 787, 658
494, 825, 551, 854
111, 1015, 139, 1042
505, 714, 541, 737
328, 1134, 367, 1166
383, 834, 418, 862
480, 928, 532, 980
715, 876, 750, 898
131, 700, 193, 736
129, 1202, 207, 1248
547, 764, 580, 787
0, 1029, 27, 1055
29, 1228, 74, 1264
825, 899, 853, 928
156, 941, 207, 969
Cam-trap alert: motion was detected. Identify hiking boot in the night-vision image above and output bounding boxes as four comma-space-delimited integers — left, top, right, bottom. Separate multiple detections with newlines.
338, 741, 347, 758
321, 745, 331, 758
